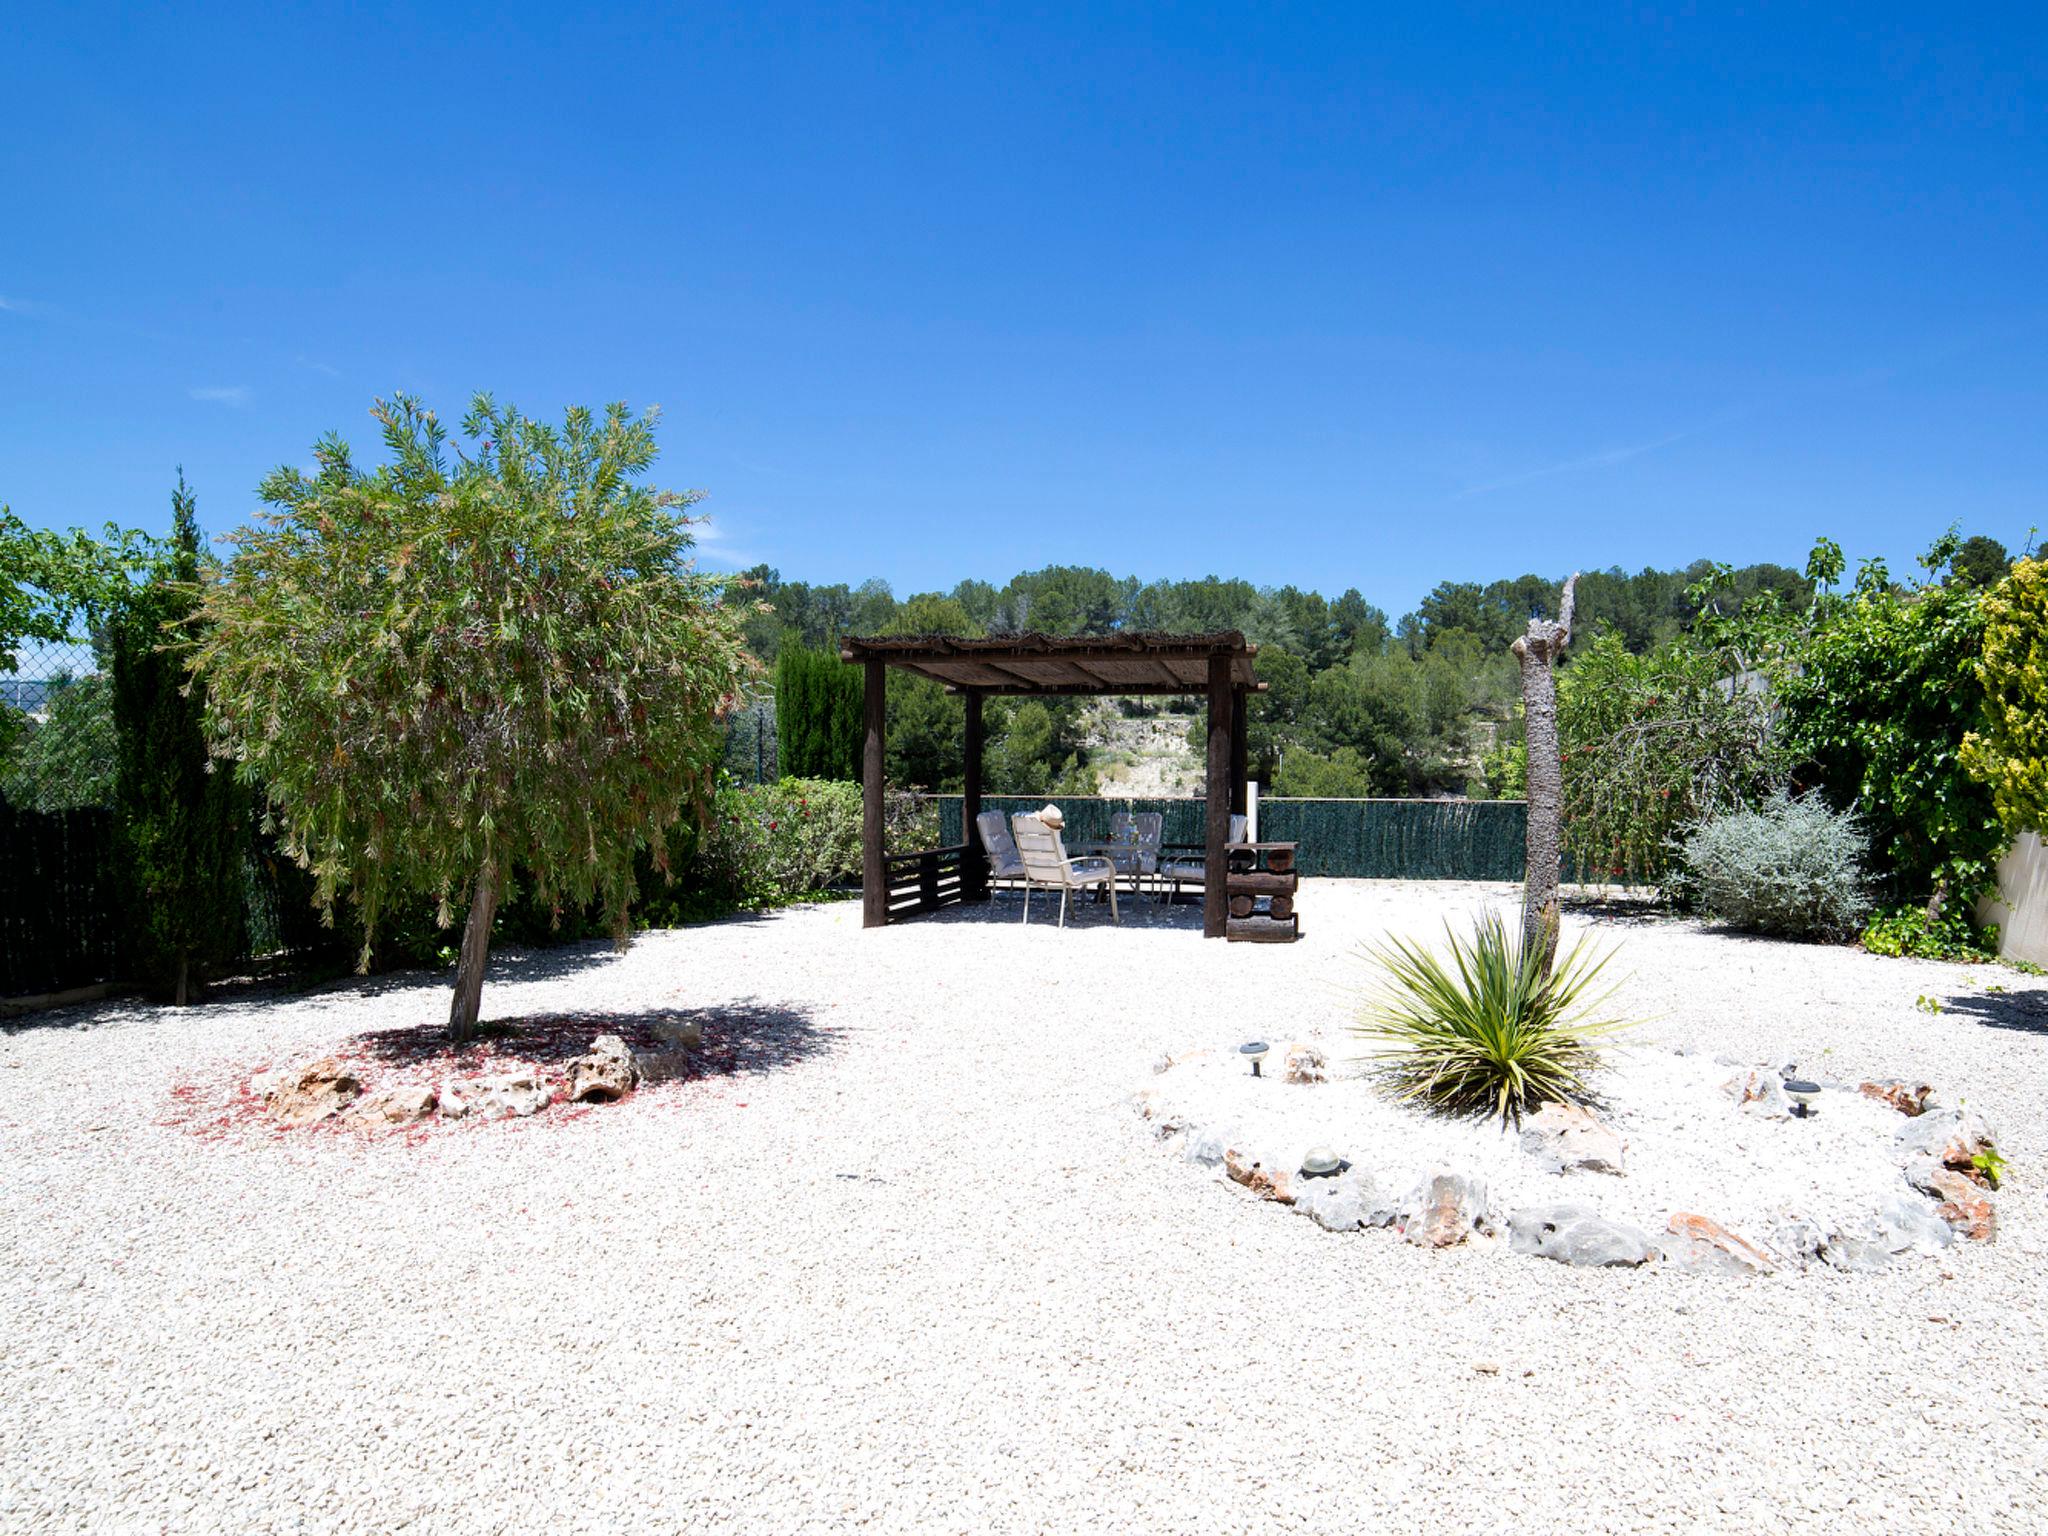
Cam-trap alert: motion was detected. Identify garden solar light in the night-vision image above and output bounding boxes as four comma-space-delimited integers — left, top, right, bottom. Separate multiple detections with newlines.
1240, 1041, 1270, 1077
1299, 1145, 1345, 1179
1783, 1077, 1822, 1117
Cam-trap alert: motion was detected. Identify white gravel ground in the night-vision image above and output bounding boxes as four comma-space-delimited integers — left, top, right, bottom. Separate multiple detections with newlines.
3, 879, 2046, 1534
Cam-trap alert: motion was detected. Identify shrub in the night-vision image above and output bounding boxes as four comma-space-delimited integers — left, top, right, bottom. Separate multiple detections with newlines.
693, 777, 862, 906
1961, 555, 2048, 842
1678, 790, 1870, 940
1473, 739, 1526, 801
884, 786, 940, 851
1558, 631, 1782, 889
1860, 905, 2001, 963
1771, 537, 2000, 910
1273, 745, 1375, 798
1353, 909, 1629, 1127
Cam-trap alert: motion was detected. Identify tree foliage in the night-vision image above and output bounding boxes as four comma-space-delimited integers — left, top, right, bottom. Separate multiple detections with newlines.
1951, 535, 2013, 590
984, 699, 1098, 795
110, 473, 247, 1002
1960, 556, 2048, 841
728, 553, 1809, 801
773, 643, 862, 780
192, 394, 753, 1035
1770, 537, 2003, 907
1, 506, 156, 774
1558, 632, 1781, 888
1, 673, 115, 811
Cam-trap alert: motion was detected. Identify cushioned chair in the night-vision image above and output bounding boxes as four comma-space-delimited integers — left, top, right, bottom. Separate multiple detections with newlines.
1010, 813, 1120, 927
1159, 814, 1249, 904
975, 809, 1026, 886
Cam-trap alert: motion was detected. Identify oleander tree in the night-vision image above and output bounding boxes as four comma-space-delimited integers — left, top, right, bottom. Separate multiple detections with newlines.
192, 395, 755, 1040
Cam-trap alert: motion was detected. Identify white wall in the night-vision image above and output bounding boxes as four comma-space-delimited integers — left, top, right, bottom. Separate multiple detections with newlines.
1977, 831, 2048, 967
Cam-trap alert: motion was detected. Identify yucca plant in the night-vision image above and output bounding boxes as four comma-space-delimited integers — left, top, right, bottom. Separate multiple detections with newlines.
1354, 910, 1630, 1127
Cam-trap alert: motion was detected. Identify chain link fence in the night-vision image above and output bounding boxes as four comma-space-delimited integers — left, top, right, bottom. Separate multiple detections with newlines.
0, 636, 116, 813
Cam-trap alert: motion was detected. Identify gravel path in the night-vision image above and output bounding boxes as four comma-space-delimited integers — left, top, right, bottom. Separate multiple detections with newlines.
3, 880, 2046, 1533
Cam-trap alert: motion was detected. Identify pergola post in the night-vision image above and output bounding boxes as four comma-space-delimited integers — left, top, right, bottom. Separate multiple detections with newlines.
1205, 653, 1233, 938
862, 658, 887, 928
961, 689, 987, 902
1230, 685, 1248, 816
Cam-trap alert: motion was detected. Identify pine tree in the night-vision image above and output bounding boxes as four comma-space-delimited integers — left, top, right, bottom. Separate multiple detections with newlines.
111, 473, 246, 1003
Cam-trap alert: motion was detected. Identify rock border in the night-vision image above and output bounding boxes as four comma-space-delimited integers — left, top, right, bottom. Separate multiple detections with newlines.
1138, 1049, 2002, 1275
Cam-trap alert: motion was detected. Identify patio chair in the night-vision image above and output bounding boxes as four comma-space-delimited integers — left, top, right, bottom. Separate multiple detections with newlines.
1159, 814, 1249, 904
1010, 813, 1121, 928
1107, 810, 1165, 893
975, 809, 1027, 886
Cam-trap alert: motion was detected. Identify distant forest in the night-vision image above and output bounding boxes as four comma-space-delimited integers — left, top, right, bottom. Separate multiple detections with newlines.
728, 559, 1813, 799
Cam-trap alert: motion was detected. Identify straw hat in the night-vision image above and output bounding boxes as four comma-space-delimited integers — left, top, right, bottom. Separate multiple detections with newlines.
1037, 803, 1065, 830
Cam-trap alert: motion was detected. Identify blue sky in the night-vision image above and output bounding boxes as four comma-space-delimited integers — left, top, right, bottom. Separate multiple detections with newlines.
3, 3, 2043, 617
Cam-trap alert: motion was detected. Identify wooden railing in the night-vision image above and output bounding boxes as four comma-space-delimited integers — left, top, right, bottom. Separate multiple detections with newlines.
883, 843, 973, 922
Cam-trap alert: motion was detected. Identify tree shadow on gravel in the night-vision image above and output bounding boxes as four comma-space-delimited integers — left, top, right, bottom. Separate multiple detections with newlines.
1938, 987, 2048, 1038
343, 998, 838, 1079
1560, 891, 1675, 929
4, 932, 781, 1037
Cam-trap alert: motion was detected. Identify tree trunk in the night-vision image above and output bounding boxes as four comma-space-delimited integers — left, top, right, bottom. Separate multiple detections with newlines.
174, 955, 191, 1008
447, 861, 499, 1044
1514, 574, 1579, 979
1518, 646, 1564, 972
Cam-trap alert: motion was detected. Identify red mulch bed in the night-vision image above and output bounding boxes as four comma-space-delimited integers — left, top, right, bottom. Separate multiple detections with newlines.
161, 999, 834, 1146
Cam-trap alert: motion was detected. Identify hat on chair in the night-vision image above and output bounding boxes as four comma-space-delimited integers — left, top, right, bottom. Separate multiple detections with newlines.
1037, 803, 1065, 830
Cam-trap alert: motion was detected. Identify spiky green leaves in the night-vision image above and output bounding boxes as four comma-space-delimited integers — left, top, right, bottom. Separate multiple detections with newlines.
1354, 910, 1630, 1127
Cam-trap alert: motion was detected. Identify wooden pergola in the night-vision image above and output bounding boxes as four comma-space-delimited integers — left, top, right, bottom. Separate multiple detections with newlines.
838, 631, 1264, 938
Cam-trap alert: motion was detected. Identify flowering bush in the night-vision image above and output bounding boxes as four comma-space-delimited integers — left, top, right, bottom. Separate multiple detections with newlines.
692, 777, 862, 906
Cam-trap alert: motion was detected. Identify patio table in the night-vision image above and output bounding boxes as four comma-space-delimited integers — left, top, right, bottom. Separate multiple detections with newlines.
1068, 838, 1147, 897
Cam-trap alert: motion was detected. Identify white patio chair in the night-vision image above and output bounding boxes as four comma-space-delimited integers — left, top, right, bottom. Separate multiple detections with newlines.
975, 809, 1026, 886
1010, 814, 1120, 927
1107, 810, 1164, 893
1159, 814, 1249, 904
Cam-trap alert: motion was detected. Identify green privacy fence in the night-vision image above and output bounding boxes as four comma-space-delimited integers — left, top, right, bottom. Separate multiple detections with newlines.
1260, 798, 1526, 880
936, 795, 1528, 881
0, 802, 126, 997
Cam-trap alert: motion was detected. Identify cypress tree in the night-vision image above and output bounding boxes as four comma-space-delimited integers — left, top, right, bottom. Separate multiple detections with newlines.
774, 644, 862, 780
111, 473, 245, 1003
